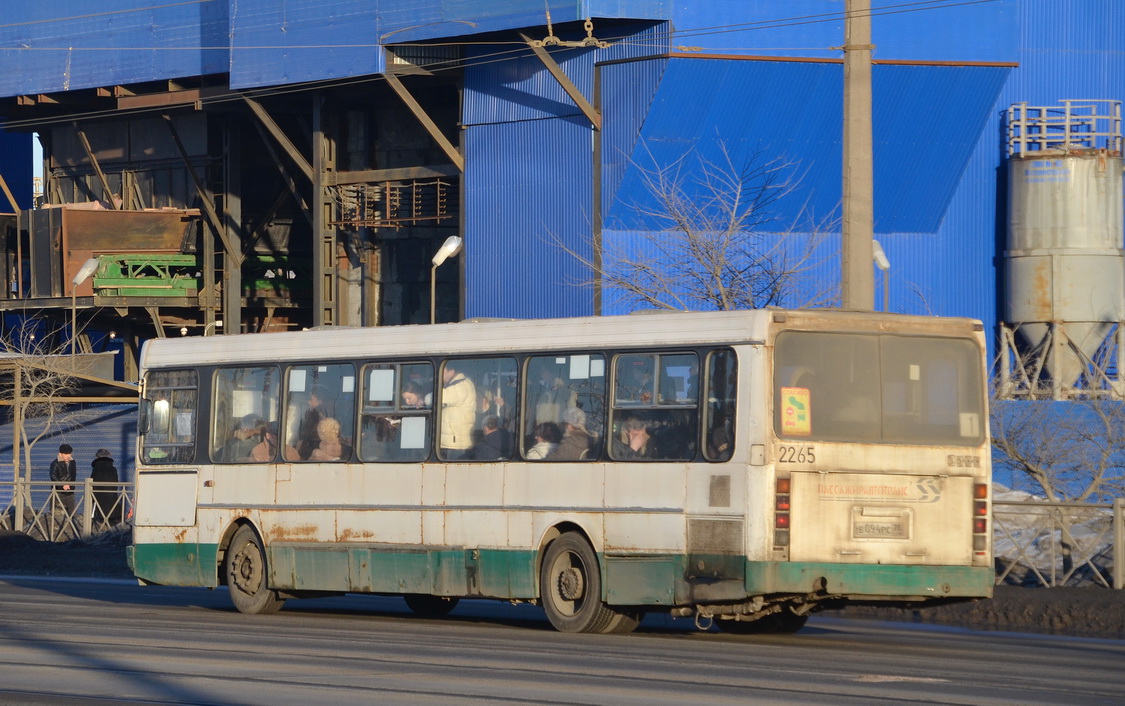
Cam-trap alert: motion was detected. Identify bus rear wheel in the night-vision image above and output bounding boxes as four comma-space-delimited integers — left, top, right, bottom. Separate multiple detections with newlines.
540, 533, 636, 634
225, 525, 285, 615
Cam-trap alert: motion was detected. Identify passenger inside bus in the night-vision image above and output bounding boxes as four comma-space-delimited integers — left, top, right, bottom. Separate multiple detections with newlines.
549, 407, 592, 460
252, 421, 299, 462
309, 417, 350, 462
439, 363, 477, 459
401, 381, 431, 408
223, 414, 265, 462
613, 417, 655, 459
526, 421, 562, 459
295, 385, 335, 460
465, 415, 513, 460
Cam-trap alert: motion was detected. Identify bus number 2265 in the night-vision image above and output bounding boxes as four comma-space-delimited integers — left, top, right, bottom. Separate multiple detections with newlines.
778, 445, 815, 464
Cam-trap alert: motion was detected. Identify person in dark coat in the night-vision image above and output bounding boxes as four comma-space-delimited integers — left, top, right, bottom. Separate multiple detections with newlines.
89, 448, 121, 525
49, 443, 77, 517
465, 416, 513, 460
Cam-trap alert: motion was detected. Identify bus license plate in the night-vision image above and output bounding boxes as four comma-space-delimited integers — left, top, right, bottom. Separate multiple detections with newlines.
851, 507, 910, 540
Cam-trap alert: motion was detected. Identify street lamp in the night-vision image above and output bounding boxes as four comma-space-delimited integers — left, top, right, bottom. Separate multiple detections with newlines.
430, 236, 463, 325
872, 239, 890, 312
70, 257, 100, 357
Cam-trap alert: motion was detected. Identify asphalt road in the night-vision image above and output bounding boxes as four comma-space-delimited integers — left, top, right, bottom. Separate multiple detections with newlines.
0, 577, 1122, 705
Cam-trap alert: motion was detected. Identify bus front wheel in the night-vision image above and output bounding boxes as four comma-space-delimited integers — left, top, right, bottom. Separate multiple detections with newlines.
540, 533, 636, 634
225, 525, 285, 615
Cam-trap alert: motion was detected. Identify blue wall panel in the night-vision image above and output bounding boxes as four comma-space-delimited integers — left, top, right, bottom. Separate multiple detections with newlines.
667, 0, 1016, 63
231, 0, 383, 88
599, 56, 667, 208
0, 129, 33, 211
0, 2, 228, 96
604, 59, 1007, 238
464, 119, 595, 320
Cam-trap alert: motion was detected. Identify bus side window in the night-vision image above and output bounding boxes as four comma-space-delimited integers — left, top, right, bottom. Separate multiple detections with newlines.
441, 357, 517, 461
360, 362, 433, 462
285, 363, 356, 462
523, 353, 606, 461
610, 353, 699, 461
703, 348, 737, 462
140, 369, 198, 464
210, 366, 281, 464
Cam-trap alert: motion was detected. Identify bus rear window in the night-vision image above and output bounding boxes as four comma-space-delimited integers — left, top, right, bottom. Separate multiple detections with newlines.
774, 332, 984, 445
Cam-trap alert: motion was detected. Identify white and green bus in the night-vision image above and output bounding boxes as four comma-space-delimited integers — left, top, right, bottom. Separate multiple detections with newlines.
128, 309, 993, 634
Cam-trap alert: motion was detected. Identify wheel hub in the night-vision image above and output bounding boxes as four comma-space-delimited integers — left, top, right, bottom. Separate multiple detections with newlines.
557, 566, 584, 601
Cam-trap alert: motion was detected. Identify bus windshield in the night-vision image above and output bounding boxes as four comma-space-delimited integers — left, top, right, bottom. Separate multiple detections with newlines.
773, 331, 984, 445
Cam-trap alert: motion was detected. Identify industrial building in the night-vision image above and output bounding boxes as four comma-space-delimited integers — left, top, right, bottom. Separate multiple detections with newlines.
0, 0, 1121, 402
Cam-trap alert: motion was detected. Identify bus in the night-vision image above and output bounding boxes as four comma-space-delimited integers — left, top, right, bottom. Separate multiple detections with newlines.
128, 309, 993, 634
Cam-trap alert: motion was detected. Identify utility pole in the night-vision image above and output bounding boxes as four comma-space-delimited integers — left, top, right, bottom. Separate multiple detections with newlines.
842, 0, 875, 310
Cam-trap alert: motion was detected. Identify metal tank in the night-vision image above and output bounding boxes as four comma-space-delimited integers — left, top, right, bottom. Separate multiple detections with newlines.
1004, 100, 1125, 398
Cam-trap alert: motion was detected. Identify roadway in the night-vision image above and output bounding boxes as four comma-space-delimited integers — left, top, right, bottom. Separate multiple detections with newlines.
0, 577, 1121, 705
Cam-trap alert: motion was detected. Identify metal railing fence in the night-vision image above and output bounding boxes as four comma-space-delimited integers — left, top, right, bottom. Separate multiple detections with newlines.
0, 479, 134, 542
993, 498, 1123, 589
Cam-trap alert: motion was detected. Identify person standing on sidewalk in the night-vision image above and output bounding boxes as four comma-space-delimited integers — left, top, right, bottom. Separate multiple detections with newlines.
89, 448, 121, 526
49, 443, 77, 518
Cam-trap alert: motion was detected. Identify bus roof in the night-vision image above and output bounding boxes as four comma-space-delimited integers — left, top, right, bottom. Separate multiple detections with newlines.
139, 309, 983, 370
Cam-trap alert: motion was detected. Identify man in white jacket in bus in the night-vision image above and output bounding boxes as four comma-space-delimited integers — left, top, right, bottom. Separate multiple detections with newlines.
440, 363, 477, 460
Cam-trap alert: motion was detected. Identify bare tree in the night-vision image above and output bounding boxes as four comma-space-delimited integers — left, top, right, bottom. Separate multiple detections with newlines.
0, 321, 93, 481
560, 141, 839, 312
990, 389, 1125, 504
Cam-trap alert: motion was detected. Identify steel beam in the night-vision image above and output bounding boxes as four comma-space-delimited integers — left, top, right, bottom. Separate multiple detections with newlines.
383, 72, 465, 171
251, 120, 314, 227
333, 164, 459, 185
73, 122, 118, 208
162, 115, 242, 265
0, 171, 19, 212
519, 33, 602, 131
242, 95, 314, 182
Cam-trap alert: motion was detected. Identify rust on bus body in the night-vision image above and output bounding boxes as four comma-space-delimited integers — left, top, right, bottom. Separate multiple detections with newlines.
267, 523, 320, 543
338, 528, 376, 542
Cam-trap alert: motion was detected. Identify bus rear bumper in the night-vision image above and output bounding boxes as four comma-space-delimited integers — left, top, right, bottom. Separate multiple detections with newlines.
746, 561, 994, 600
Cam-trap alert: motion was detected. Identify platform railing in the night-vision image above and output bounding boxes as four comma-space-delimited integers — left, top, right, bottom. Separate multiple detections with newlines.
992, 498, 1123, 589
0, 479, 134, 542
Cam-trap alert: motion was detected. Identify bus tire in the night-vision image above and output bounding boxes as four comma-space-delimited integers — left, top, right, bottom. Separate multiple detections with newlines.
404, 594, 460, 618
225, 525, 285, 615
540, 533, 623, 633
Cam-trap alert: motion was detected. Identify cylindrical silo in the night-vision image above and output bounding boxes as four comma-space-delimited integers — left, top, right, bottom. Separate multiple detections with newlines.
1005, 100, 1125, 393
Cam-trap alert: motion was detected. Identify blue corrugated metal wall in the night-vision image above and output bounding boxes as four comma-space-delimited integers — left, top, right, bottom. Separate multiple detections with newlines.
0, 129, 32, 210
0, 404, 137, 484
668, 0, 1016, 63
463, 21, 668, 320
0, 2, 228, 96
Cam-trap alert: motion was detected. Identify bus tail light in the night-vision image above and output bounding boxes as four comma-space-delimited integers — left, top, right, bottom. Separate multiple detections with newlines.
775, 477, 790, 547
972, 482, 989, 554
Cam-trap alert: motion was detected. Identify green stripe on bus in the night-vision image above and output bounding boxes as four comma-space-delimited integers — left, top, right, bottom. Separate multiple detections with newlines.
131, 543, 220, 587
746, 561, 994, 598
130, 542, 992, 603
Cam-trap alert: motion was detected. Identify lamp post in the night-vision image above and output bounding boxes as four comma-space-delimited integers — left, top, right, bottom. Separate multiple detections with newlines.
430, 235, 463, 325
70, 257, 100, 357
872, 239, 890, 312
